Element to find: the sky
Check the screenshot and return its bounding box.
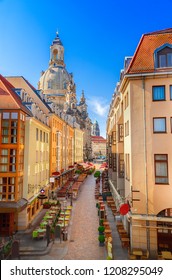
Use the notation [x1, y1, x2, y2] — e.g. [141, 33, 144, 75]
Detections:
[0, 0, 172, 137]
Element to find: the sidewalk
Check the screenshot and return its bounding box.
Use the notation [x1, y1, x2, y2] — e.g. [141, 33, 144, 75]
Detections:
[15, 172, 128, 260]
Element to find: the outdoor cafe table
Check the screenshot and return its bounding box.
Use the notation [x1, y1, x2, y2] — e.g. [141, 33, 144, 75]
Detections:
[118, 229, 127, 234]
[37, 228, 46, 233]
[51, 206, 59, 210]
[59, 217, 70, 221]
[40, 221, 48, 228]
[104, 229, 112, 234]
[103, 221, 110, 226]
[37, 228, 46, 238]
[49, 210, 57, 214]
[45, 215, 54, 220]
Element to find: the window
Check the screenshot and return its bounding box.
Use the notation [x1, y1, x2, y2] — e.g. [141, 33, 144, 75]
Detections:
[152, 86, 165, 101]
[0, 177, 15, 201]
[46, 133, 48, 143]
[108, 135, 112, 147]
[48, 80, 52, 89]
[118, 124, 124, 142]
[118, 153, 124, 178]
[125, 121, 129, 136]
[153, 118, 166, 133]
[124, 92, 129, 109]
[1, 112, 19, 144]
[158, 47, 172, 67]
[11, 112, 18, 119]
[170, 85, 172, 100]
[36, 128, 39, 141]
[40, 130, 42, 142]
[155, 44, 172, 68]
[154, 154, 168, 184]
[2, 112, 10, 119]
[125, 154, 130, 181]
[112, 153, 117, 172]
[108, 153, 112, 168]
[112, 131, 116, 145]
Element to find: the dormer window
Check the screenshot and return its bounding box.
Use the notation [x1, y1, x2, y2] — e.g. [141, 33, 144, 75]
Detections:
[154, 44, 172, 68]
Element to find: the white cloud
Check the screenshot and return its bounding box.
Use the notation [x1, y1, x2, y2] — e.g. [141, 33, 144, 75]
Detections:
[87, 97, 109, 117]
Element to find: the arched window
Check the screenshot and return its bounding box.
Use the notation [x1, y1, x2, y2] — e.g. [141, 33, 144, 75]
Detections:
[154, 44, 172, 68]
[53, 49, 58, 60]
[158, 208, 172, 217]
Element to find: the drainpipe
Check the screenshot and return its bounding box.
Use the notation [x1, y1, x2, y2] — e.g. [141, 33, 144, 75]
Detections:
[142, 77, 150, 252]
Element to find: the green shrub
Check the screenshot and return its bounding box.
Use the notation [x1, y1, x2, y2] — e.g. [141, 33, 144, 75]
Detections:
[98, 226, 105, 232]
[94, 171, 101, 178]
[98, 235, 105, 243]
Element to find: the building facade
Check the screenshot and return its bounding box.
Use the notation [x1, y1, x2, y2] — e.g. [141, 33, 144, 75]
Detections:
[107, 28, 172, 257]
[38, 32, 92, 161]
[91, 136, 106, 158]
[5, 76, 51, 230]
[0, 75, 32, 235]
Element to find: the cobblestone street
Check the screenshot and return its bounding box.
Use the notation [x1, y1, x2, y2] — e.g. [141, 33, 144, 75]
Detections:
[19, 171, 128, 260]
[62, 174, 105, 260]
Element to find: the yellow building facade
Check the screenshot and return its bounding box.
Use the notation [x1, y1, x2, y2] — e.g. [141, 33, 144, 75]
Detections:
[6, 76, 51, 230]
[74, 128, 84, 163]
[107, 29, 172, 258]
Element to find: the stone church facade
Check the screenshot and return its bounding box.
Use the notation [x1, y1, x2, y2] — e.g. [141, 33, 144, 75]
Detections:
[38, 32, 92, 160]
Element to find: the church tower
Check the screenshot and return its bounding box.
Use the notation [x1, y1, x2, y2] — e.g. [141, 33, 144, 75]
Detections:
[49, 32, 65, 67]
[38, 32, 76, 109]
[91, 120, 100, 136]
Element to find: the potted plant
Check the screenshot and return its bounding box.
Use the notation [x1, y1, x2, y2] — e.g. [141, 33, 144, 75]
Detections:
[43, 201, 51, 209]
[98, 225, 105, 235]
[98, 235, 105, 246]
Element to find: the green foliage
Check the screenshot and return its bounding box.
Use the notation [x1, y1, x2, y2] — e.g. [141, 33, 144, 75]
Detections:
[98, 235, 105, 243]
[75, 170, 82, 174]
[50, 227, 55, 234]
[99, 219, 104, 226]
[98, 226, 105, 232]
[94, 171, 101, 178]
[43, 201, 51, 205]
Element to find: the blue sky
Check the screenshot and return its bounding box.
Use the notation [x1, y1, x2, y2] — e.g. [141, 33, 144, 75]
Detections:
[0, 0, 172, 137]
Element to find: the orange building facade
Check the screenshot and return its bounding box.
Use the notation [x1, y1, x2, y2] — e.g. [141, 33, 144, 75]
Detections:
[0, 75, 31, 235]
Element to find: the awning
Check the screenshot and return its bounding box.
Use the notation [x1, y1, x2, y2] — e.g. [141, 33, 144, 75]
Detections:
[0, 198, 28, 213]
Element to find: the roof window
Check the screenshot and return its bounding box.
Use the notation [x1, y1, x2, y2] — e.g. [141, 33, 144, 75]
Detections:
[154, 44, 172, 68]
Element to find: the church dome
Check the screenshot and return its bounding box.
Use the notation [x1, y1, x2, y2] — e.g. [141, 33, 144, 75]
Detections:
[39, 65, 72, 95]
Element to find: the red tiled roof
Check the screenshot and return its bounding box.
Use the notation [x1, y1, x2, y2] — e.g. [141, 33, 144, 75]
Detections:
[127, 28, 172, 74]
[0, 74, 32, 116]
[0, 88, 8, 95]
